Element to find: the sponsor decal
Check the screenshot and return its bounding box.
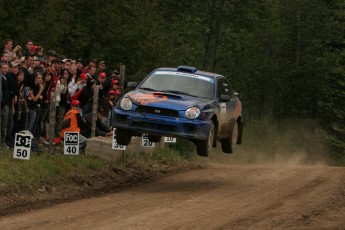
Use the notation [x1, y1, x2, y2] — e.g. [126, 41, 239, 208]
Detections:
[128, 92, 168, 105]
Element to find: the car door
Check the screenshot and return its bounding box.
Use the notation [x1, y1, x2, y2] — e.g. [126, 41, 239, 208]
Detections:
[217, 78, 236, 137]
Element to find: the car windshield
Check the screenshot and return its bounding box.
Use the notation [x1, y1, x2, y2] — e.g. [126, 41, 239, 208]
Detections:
[139, 71, 214, 99]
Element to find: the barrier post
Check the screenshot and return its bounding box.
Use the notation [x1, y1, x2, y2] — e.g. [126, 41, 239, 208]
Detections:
[91, 86, 99, 138]
[49, 92, 57, 155]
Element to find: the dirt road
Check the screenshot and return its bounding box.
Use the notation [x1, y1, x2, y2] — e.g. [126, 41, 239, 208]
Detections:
[1, 163, 345, 230]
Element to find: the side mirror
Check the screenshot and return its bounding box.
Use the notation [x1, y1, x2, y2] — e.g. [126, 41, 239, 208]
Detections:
[127, 82, 137, 89]
[220, 94, 230, 102]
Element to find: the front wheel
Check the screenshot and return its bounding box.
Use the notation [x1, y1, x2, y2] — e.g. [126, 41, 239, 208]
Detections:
[221, 122, 238, 153]
[115, 128, 132, 146]
[196, 122, 215, 157]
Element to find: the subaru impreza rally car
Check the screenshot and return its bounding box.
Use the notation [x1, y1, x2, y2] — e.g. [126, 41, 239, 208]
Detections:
[112, 66, 243, 157]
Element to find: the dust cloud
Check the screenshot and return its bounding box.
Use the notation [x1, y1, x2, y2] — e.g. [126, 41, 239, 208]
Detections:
[199, 119, 332, 167]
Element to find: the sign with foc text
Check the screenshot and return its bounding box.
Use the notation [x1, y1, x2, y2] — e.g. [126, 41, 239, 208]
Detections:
[13, 131, 33, 160]
[64, 132, 79, 155]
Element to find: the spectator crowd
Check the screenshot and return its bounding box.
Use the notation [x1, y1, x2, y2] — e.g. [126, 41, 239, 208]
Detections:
[0, 39, 123, 152]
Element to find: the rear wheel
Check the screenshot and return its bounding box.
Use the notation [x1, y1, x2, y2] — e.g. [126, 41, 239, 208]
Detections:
[196, 122, 215, 157]
[148, 135, 161, 143]
[115, 128, 132, 146]
[221, 122, 238, 153]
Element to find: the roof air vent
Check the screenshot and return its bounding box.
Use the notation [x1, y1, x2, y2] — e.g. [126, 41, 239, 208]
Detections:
[177, 66, 197, 73]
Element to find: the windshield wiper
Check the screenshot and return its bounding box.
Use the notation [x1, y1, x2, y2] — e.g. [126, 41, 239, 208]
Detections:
[160, 90, 195, 97]
[139, 87, 156, 91]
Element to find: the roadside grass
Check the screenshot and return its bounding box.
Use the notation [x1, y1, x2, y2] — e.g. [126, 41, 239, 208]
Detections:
[0, 148, 111, 189]
[0, 139, 195, 191]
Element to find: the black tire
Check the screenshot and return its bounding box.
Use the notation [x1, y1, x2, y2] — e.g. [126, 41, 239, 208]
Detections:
[196, 122, 215, 157]
[221, 122, 238, 153]
[115, 128, 132, 146]
[148, 135, 161, 143]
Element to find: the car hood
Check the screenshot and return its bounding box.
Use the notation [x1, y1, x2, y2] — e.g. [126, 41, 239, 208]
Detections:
[126, 90, 211, 110]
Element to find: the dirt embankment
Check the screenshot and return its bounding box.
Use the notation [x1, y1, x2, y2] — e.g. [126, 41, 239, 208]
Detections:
[0, 159, 201, 217]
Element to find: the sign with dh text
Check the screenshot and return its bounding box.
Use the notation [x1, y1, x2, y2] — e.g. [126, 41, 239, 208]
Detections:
[141, 134, 155, 147]
[112, 128, 126, 150]
[13, 131, 33, 160]
[64, 132, 79, 155]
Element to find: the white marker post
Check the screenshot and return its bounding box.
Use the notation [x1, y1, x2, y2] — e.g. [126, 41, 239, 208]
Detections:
[64, 132, 79, 155]
[164, 137, 176, 143]
[141, 134, 155, 147]
[13, 131, 33, 160]
[112, 128, 126, 150]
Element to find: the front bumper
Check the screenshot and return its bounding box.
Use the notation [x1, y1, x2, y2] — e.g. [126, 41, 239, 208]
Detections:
[113, 108, 211, 140]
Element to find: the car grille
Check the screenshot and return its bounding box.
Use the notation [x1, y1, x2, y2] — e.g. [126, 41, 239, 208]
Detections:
[136, 106, 179, 117]
[132, 121, 176, 132]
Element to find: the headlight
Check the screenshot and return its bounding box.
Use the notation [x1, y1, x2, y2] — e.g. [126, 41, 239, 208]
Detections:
[185, 107, 200, 119]
[120, 98, 133, 110]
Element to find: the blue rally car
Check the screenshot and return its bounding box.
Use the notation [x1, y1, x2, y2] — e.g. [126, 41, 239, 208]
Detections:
[112, 66, 243, 157]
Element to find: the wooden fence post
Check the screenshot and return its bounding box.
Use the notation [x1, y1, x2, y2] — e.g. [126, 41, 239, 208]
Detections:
[49, 92, 57, 155]
[91, 86, 99, 138]
[120, 65, 125, 95]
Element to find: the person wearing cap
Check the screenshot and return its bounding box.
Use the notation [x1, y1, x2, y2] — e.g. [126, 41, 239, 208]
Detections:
[62, 58, 71, 71]
[75, 59, 83, 77]
[110, 79, 120, 91]
[32, 56, 40, 69]
[94, 60, 107, 78]
[107, 90, 119, 106]
[47, 50, 58, 65]
[60, 99, 87, 149]
[96, 72, 111, 101]
[80, 106, 111, 138]
[104, 89, 121, 128]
